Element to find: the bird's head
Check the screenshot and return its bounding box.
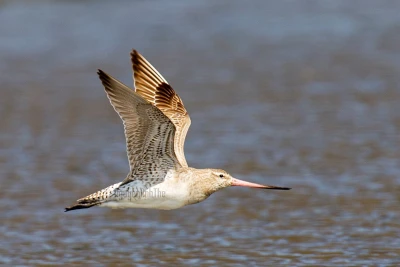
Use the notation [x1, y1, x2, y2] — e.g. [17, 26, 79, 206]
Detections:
[189, 169, 291, 204]
[210, 169, 290, 190]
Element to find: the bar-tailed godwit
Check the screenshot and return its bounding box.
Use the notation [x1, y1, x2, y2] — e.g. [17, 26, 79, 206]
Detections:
[65, 50, 290, 212]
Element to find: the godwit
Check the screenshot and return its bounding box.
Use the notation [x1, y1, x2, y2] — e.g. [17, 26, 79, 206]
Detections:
[65, 50, 290, 212]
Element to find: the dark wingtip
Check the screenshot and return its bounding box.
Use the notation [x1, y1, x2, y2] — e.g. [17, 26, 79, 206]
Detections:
[97, 69, 112, 88]
[130, 49, 140, 69]
[130, 49, 139, 57]
[97, 69, 105, 77]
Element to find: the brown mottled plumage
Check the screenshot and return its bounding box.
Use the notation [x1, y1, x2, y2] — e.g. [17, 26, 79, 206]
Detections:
[65, 50, 290, 212]
[131, 50, 191, 167]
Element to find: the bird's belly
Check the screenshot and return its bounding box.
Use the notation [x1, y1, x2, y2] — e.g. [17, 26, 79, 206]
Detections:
[100, 197, 186, 210]
[100, 180, 189, 210]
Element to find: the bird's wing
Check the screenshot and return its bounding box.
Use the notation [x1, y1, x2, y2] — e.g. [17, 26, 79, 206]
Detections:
[130, 50, 191, 167]
[98, 70, 181, 186]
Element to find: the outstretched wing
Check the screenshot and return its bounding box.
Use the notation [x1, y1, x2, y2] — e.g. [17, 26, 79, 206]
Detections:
[98, 70, 181, 186]
[131, 50, 191, 167]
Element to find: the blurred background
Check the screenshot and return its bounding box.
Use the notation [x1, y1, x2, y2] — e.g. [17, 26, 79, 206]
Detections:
[1, 0, 400, 266]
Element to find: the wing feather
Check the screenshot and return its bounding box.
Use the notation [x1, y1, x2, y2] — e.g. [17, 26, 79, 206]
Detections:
[97, 69, 181, 186]
[131, 50, 191, 167]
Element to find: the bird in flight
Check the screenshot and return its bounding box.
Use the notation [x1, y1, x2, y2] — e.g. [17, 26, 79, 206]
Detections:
[65, 50, 290, 212]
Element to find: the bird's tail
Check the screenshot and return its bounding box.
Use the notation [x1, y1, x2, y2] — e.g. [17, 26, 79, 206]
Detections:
[65, 182, 121, 212]
[64, 201, 100, 212]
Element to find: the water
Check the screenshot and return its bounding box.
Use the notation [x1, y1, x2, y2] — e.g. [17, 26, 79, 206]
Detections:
[1, 0, 400, 265]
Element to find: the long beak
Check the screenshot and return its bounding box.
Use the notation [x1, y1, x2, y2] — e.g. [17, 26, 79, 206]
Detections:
[231, 178, 291, 190]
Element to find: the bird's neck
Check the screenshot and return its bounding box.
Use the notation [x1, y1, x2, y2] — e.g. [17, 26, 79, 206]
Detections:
[177, 168, 214, 206]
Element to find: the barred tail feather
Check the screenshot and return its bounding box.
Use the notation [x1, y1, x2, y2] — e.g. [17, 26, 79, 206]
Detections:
[64, 202, 100, 212]
[64, 182, 121, 212]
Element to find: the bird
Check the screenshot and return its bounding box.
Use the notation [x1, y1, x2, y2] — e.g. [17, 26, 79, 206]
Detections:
[65, 50, 290, 212]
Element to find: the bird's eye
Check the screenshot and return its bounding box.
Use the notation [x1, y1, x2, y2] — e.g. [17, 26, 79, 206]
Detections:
[219, 174, 224, 178]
